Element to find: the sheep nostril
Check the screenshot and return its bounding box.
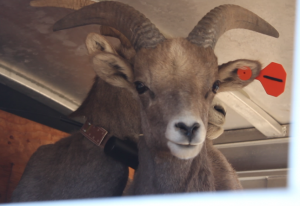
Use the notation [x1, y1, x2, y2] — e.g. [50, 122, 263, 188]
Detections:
[175, 122, 188, 133]
[192, 123, 200, 134]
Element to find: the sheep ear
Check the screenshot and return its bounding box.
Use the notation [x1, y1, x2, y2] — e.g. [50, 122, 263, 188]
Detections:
[207, 98, 226, 140]
[85, 32, 117, 54]
[100, 26, 136, 62]
[217, 60, 262, 92]
[92, 52, 135, 92]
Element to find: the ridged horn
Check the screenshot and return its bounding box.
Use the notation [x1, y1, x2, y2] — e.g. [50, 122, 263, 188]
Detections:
[53, 1, 165, 51]
[187, 4, 279, 49]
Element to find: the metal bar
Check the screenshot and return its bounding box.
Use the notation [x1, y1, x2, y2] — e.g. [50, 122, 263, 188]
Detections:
[0, 62, 79, 113]
[213, 125, 290, 144]
[237, 168, 288, 189]
[215, 138, 289, 171]
[216, 91, 286, 137]
[237, 168, 288, 177]
[215, 137, 289, 149]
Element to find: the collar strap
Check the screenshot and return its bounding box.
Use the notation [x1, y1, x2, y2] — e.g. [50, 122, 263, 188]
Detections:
[80, 121, 108, 147]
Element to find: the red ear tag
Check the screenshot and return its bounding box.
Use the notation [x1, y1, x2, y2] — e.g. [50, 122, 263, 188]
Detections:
[237, 66, 252, 80]
[255, 62, 286, 97]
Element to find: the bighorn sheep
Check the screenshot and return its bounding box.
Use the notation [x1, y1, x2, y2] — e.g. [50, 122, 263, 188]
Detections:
[50, 1, 278, 194]
[11, 29, 231, 202]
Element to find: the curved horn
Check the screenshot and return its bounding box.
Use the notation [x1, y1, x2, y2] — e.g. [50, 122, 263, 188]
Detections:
[53, 1, 165, 51]
[187, 4, 279, 49]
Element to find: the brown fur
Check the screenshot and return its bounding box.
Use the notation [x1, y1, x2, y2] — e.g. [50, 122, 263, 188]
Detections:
[90, 35, 251, 194]
[11, 133, 129, 201]
[70, 76, 141, 142]
[127, 138, 215, 194]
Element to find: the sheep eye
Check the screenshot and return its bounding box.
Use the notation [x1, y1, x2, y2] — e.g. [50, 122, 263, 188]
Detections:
[134, 81, 149, 94]
[212, 80, 221, 94]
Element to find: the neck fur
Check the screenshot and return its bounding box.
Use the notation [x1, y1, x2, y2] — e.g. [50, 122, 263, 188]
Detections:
[70, 76, 141, 141]
[128, 137, 215, 195]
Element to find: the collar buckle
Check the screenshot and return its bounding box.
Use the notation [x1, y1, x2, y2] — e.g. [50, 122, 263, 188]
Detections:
[80, 121, 108, 147]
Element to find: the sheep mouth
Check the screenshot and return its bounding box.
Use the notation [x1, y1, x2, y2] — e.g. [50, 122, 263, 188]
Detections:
[176, 144, 198, 149]
[167, 141, 204, 159]
[167, 139, 200, 147]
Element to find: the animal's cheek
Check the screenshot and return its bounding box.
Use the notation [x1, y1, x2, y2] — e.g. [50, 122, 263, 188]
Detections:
[138, 91, 156, 110]
[138, 95, 151, 110]
[203, 92, 215, 107]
